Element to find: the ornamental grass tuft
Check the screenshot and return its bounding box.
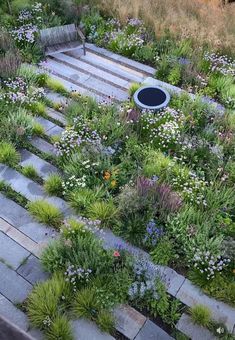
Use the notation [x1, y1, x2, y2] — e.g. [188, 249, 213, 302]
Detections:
[27, 199, 63, 228]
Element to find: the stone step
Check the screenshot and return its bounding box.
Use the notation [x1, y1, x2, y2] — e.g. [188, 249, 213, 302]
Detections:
[46, 107, 66, 126]
[0, 294, 29, 332]
[27, 328, 44, 340]
[0, 164, 70, 215]
[175, 279, 235, 333]
[0, 218, 44, 257]
[51, 53, 130, 90]
[45, 90, 69, 107]
[17, 254, 49, 285]
[46, 73, 106, 103]
[85, 43, 156, 77]
[67, 49, 143, 83]
[176, 313, 217, 340]
[35, 117, 64, 137]
[31, 136, 57, 156]
[0, 194, 55, 244]
[0, 262, 32, 303]
[45, 59, 129, 102]
[72, 318, 115, 340]
[0, 231, 30, 270]
[19, 149, 58, 180]
[135, 319, 174, 340]
[113, 304, 146, 339]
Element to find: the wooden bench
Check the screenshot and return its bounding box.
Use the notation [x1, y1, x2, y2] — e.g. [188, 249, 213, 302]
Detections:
[39, 24, 86, 56]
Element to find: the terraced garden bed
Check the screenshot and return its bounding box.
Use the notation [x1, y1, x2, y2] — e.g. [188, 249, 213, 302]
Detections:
[0, 1, 235, 340]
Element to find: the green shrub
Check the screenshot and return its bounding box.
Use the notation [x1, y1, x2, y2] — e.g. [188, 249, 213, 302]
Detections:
[44, 174, 63, 197]
[155, 57, 170, 80]
[36, 72, 49, 87]
[73, 287, 101, 320]
[167, 65, 181, 85]
[202, 274, 235, 306]
[17, 64, 39, 85]
[97, 310, 115, 333]
[0, 142, 20, 166]
[27, 200, 63, 228]
[21, 165, 39, 180]
[190, 304, 212, 327]
[41, 220, 112, 275]
[45, 315, 73, 340]
[88, 200, 118, 227]
[40, 240, 65, 273]
[6, 109, 34, 146]
[68, 187, 105, 214]
[150, 237, 174, 265]
[46, 77, 68, 95]
[20, 43, 43, 63]
[143, 150, 171, 178]
[133, 45, 156, 63]
[27, 273, 71, 329]
[12, 0, 31, 13]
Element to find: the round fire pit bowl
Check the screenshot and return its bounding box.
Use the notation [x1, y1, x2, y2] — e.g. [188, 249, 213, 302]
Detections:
[133, 85, 170, 111]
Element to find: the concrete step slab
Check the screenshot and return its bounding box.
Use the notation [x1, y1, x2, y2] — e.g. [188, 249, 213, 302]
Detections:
[35, 117, 64, 137]
[0, 220, 42, 258]
[51, 53, 130, 89]
[27, 328, 44, 340]
[0, 194, 55, 243]
[176, 313, 217, 340]
[0, 294, 29, 332]
[46, 125, 64, 137]
[0, 231, 30, 270]
[68, 49, 143, 83]
[86, 43, 155, 76]
[20, 149, 58, 180]
[135, 319, 174, 340]
[46, 73, 106, 103]
[72, 318, 115, 340]
[0, 262, 32, 303]
[46, 107, 66, 125]
[31, 137, 57, 156]
[77, 51, 143, 83]
[176, 279, 235, 333]
[0, 164, 70, 215]
[45, 59, 128, 101]
[113, 304, 146, 339]
[35, 116, 56, 132]
[45, 90, 69, 107]
[17, 255, 49, 285]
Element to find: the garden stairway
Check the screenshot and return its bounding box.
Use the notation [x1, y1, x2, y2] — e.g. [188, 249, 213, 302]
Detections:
[0, 96, 234, 339]
[43, 43, 155, 102]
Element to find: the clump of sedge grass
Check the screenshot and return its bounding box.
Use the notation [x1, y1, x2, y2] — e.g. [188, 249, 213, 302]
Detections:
[44, 173, 63, 197]
[0, 142, 20, 167]
[27, 199, 63, 228]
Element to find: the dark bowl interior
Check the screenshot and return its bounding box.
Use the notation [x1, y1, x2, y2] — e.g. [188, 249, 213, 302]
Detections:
[137, 87, 167, 107]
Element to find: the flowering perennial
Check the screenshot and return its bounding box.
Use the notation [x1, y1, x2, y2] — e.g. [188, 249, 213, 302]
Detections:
[191, 249, 231, 280]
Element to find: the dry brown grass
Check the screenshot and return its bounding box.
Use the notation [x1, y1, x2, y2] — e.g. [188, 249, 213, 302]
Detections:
[94, 0, 235, 50]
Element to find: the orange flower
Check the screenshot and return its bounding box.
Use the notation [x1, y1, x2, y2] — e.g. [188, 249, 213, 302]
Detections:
[103, 171, 111, 180]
